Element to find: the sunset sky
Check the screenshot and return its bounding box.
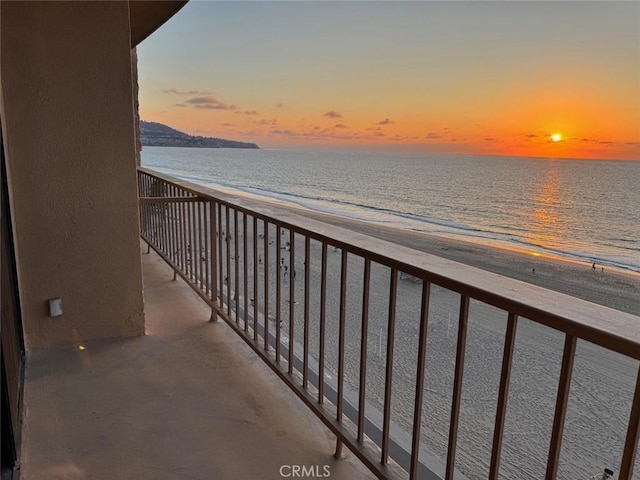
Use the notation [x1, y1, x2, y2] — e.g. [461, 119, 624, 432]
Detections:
[138, 1, 640, 160]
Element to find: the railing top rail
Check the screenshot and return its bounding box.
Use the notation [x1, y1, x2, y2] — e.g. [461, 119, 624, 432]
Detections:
[138, 167, 640, 360]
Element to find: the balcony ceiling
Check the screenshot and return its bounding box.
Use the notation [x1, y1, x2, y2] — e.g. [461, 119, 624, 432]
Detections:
[129, 1, 188, 47]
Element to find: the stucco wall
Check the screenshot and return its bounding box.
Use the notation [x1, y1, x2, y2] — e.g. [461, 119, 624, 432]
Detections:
[0, 1, 145, 348]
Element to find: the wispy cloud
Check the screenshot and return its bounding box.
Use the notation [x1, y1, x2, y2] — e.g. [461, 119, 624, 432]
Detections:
[164, 88, 214, 96]
[195, 104, 228, 110]
[323, 110, 342, 119]
[270, 129, 298, 137]
[377, 118, 395, 125]
[185, 96, 233, 110]
[425, 132, 443, 139]
[334, 123, 348, 129]
[525, 133, 538, 138]
[274, 103, 284, 109]
[267, 126, 360, 141]
[237, 110, 259, 116]
[255, 118, 278, 126]
[221, 123, 235, 127]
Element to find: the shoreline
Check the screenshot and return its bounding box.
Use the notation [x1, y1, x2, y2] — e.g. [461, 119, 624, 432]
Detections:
[296, 206, 640, 317]
[189, 177, 640, 316]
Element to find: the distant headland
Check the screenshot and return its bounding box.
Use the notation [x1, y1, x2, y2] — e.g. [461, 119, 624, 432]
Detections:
[140, 120, 259, 149]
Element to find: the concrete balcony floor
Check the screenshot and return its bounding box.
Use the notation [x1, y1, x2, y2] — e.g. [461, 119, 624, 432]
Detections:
[19, 246, 372, 479]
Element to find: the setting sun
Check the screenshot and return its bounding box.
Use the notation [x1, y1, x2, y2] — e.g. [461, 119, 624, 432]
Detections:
[551, 133, 562, 142]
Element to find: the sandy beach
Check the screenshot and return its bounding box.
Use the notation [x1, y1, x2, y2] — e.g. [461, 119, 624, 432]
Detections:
[206, 198, 640, 480]
[280, 204, 640, 317]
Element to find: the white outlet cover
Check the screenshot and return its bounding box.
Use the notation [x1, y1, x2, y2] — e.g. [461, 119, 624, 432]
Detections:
[49, 298, 63, 317]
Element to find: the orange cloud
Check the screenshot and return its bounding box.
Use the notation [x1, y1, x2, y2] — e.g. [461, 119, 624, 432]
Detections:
[185, 95, 234, 110]
[164, 88, 214, 95]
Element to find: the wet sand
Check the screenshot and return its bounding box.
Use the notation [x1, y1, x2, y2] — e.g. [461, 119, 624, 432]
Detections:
[279, 204, 640, 317]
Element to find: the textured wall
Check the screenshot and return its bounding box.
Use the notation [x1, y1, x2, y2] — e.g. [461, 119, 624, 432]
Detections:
[132, 48, 142, 166]
[1, 1, 145, 348]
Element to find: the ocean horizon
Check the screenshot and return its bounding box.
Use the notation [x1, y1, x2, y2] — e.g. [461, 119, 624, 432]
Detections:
[141, 146, 640, 274]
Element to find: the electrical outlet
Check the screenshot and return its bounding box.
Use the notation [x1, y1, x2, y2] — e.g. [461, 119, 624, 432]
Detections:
[48, 298, 62, 317]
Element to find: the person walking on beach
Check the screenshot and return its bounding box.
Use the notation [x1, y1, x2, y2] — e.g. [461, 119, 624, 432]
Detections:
[592, 262, 596, 270]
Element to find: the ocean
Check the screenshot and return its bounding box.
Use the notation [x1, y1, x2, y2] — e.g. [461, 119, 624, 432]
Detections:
[141, 147, 640, 273]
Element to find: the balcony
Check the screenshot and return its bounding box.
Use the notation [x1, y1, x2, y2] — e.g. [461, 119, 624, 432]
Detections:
[16, 168, 640, 480]
[18, 242, 371, 480]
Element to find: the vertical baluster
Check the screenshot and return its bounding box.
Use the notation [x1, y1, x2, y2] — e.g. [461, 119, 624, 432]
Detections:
[209, 201, 218, 320]
[161, 185, 166, 254]
[489, 312, 518, 480]
[381, 268, 398, 464]
[288, 230, 295, 375]
[181, 193, 187, 274]
[619, 366, 640, 480]
[186, 195, 190, 274]
[217, 203, 223, 302]
[204, 201, 210, 295]
[337, 250, 348, 425]
[243, 212, 249, 332]
[169, 187, 175, 264]
[445, 295, 470, 480]
[198, 201, 204, 290]
[154, 181, 160, 251]
[357, 258, 371, 441]
[138, 175, 144, 234]
[303, 236, 311, 388]
[162, 184, 169, 255]
[263, 220, 270, 351]
[234, 209, 240, 323]
[187, 197, 194, 280]
[410, 280, 431, 479]
[159, 186, 165, 254]
[318, 243, 328, 403]
[172, 187, 178, 268]
[168, 186, 174, 265]
[137, 172, 142, 234]
[147, 177, 152, 243]
[149, 177, 154, 247]
[148, 185, 153, 246]
[226, 206, 231, 316]
[150, 181, 156, 247]
[158, 181, 169, 255]
[174, 188, 179, 265]
[253, 216, 258, 342]
[193, 199, 199, 285]
[183, 195, 189, 275]
[545, 334, 577, 479]
[276, 225, 282, 362]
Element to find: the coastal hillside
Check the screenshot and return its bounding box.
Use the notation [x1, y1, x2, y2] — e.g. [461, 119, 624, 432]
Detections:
[140, 120, 259, 149]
